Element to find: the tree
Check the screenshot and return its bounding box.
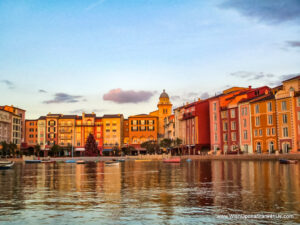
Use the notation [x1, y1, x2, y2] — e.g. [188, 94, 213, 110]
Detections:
[85, 134, 98, 156]
[8, 143, 17, 157]
[0, 141, 9, 157]
[50, 144, 61, 157]
[173, 138, 182, 147]
[34, 144, 41, 157]
[160, 138, 172, 148]
[112, 146, 120, 156]
[141, 141, 160, 155]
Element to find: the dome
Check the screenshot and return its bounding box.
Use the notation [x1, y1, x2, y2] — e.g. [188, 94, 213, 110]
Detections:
[159, 89, 169, 99]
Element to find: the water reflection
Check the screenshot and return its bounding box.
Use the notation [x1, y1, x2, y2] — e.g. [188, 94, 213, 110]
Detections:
[0, 160, 299, 224]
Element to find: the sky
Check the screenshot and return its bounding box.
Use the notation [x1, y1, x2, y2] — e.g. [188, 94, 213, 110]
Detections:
[0, 0, 300, 119]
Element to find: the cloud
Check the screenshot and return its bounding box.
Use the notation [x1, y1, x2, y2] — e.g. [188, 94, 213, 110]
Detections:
[230, 71, 275, 81]
[171, 96, 181, 101]
[286, 41, 300, 47]
[103, 88, 154, 104]
[38, 89, 47, 93]
[69, 108, 106, 114]
[200, 92, 210, 99]
[279, 73, 300, 81]
[0, 80, 14, 89]
[43, 93, 83, 104]
[221, 0, 300, 24]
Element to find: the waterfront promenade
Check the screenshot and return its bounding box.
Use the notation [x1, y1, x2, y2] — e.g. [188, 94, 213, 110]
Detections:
[9, 153, 300, 162]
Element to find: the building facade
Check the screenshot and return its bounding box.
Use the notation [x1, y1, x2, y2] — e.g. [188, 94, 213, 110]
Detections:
[0, 109, 12, 143]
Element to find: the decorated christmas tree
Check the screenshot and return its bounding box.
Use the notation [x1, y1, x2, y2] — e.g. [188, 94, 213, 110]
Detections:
[85, 134, 98, 156]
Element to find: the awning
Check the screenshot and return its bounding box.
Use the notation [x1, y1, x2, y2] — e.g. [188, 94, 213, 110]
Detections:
[75, 148, 85, 151]
[102, 149, 113, 152]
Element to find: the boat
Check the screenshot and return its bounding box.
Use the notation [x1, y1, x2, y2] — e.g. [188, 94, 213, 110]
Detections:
[163, 158, 181, 163]
[25, 160, 41, 164]
[65, 159, 76, 163]
[41, 159, 56, 163]
[0, 161, 14, 170]
[279, 159, 298, 164]
[76, 160, 85, 164]
[117, 159, 125, 162]
[186, 159, 192, 162]
[105, 161, 119, 166]
[135, 159, 152, 162]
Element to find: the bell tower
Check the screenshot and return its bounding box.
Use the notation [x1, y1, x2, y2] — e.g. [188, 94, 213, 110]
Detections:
[157, 89, 172, 138]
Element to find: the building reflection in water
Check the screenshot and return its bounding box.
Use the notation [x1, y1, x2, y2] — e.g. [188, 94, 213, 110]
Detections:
[0, 160, 299, 223]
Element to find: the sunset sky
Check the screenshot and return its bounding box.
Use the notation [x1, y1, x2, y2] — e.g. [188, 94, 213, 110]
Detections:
[0, 0, 300, 119]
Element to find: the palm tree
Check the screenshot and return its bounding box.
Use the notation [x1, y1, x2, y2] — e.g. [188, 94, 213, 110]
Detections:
[8, 143, 17, 158]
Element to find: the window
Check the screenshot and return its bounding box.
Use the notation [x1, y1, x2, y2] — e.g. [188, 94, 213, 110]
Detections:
[241, 107, 244, 116]
[298, 111, 300, 120]
[256, 142, 261, 153]
[267, 128, 270, 136]
[243, 130, 248, 140]
[255, 116, 260, 126]
[231, 121, 236, 130]
[255, 104, 259, 114]
[213, 102, 217, 111]
[230, 109, 235, 118]
[231, 132, 236, 141]
[244, 107, 248, 116]
[223, 134, 228, 142]
[140, 120, 145, 125]
[106, 129, 110, 132]
[268, 115, 273, 125]
[282, 101, 287, 111]
[243, 119, 247, 128]
[223, 122, 228, 131]
[213, 113, 217, 121]
[214, 133, 218, 142]
[269, 142, 274, 152]
[254, 130, 258, 137]
[283, 127, 288, 137]
[259, 129, 262, 136]
[272, 128, 276, 135]
[221, 111, 228, 119]
[214, 123, 217, 131]
[282, 114, 288, 124]
[267, 102, 272, 112]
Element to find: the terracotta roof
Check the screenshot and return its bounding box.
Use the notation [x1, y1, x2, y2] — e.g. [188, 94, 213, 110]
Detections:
[282, 74, 300, 82]
[250, 94, 275, 103]
[60, 115, 77, 119]
[103, 114, 123, 118]
[84, 114, 96, 117]
[38, 116, 46, 120]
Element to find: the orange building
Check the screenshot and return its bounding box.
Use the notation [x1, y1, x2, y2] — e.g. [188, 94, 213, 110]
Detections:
[25, 120, 38, 147]
[123, 119, 129, 146]
[128, 114, 158, 149]
[250, 94, 277, 153]
[275, 75, 300, 153]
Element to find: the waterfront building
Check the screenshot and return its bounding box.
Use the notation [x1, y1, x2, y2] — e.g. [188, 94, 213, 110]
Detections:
[128, 114, 158, 149]
[37, 116, 46, 150]
[0, 109, 12, 143]
[164, 114, 175, 140]
[123, 119, 129, 146]
[0, 105, 26, 143]
[58, 115, 76, 151]
[102, 114, 124, 152]
[249, 93, 277, 153]
[174, 106, 186, 145]
[45, 114, 60, 148]
[149, 90, 172, 139]
[238, 100, 253, 153]
[275, 75, 300, 153]
[25, 120, 38, 147]
[181, 99, 211, 154]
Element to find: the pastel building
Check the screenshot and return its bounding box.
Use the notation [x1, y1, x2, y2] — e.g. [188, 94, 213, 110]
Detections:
[37, 116, 46, 150]
[0, 109, 12, 143]
[250, 93, 277, 153]
[128, 114, 158, 149]
[164, 114, 175, 140]
[25, 120, 38, 147]
[123, 119, 129, 146]
[174, 106, 186, 145]
[275, 75, 300, 153]
[102, 114, 124, 151]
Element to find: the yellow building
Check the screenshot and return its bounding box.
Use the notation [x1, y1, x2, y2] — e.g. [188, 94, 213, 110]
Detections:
[149, 90, 172, 139]
[275, 75, 300, 153]
[102, 114, 124, 150]
[58, 115, 76, 147]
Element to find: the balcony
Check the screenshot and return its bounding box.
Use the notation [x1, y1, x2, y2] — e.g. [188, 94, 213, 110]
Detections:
[182, 111, 195, 120]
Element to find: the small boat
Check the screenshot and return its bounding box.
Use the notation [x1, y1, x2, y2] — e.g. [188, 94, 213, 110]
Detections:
[279, 159, 298, 164]
[0, 161, 14, 170]
[76, 160, 85, 164]
[163, 158, 181, 163]
[186, 159, 192, 162]
[65, 159, 76, 163]
[105, 161, 119, 166]
[25, 160, 41, 164]
[135, 159, 152, 162]
[117, 159, 125, 162]
[41, 160, 55, 163]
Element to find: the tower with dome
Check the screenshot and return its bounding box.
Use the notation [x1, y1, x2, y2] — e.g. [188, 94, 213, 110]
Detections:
[149, 89, 173, 138]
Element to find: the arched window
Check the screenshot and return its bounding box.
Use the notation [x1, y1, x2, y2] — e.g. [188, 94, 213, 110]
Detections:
[269, 141, 274, 153]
